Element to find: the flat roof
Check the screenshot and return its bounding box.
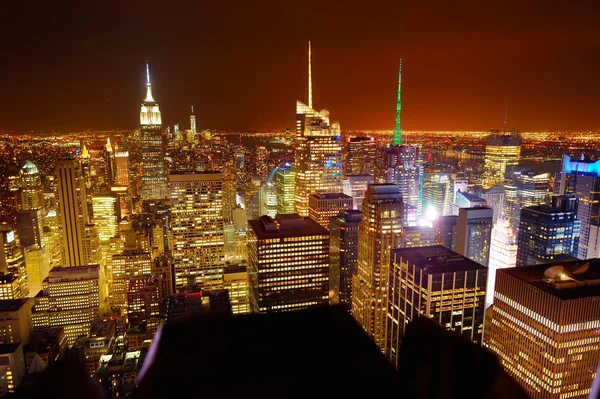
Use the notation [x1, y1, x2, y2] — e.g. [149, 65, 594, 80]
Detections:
[310, 193, 352, 200]
[249, 217, 329, 240]
[392, 245, 486, 273]
[500, 259, 600, 300]
[0, 298, 29, 312]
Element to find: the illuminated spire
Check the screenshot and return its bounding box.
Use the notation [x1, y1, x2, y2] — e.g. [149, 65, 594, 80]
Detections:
[394, 58, 402, 145]
[81, 144, 90, 158]
[145, 61, 155, 103]
[106, 137, 113, 152]
[308, 41, 312, 109]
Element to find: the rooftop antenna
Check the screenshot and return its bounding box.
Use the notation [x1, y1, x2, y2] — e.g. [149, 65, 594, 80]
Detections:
[394, 58, 402, 146]
[503, 100, 508, 134]
[308, 41, 313, 109]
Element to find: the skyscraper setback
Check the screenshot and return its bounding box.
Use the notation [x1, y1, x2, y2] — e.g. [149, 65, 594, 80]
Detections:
[140, 62, 168, 201]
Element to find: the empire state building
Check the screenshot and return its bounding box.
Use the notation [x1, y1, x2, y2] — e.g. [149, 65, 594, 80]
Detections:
[140, 62, 168, 201]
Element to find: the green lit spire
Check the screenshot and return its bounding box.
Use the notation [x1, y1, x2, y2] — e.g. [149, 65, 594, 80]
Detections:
[394, 58, 402, 145]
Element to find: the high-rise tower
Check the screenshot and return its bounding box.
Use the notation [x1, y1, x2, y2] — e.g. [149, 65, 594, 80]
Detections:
[294, 42, 343, 216]
[140, 62, 168, 201]
[394, 59, 402, 146]
[190, 106, 196, 135]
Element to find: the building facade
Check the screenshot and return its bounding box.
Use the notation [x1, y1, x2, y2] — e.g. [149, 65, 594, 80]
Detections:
[308, 193, 353, 230]
[329, 210, 362, 309]
[455, 207, 493, 267]
[247, 214, 329, 314]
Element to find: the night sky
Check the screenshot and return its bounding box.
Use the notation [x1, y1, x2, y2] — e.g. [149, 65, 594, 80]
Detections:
[1, 1, 600, 132]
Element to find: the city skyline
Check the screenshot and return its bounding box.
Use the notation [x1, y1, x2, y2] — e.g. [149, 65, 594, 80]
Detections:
[2, 2, 600, 133]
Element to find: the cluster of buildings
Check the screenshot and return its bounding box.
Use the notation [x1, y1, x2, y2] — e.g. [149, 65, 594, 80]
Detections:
[0, 43, 597, 398]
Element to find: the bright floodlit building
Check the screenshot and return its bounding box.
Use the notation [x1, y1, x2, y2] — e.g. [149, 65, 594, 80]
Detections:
[346, 136, 376, 176]
[487, 260, 600, 399]
[482, 130, 521, 190]
[504, 167, 550, 235]
[92, 196, 117, 243]
[352, 184, 403, 351]
[342, 174, 374, 211]
[223, 263, 251, 315]
[275, 164, 295, 215]
[247, 214, 329, 314]
[140, 62, 168, 201]
[486, 217, 517, 307]
[19, 161, 45, 212]
[169, 171, 224, 290]
[386, 246, 487, 367]
[384, 145, 424, 223]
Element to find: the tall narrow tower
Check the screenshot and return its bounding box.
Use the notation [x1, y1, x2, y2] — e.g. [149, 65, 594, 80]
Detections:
[190, 106, 196, 135]
[394, 58, 402, 146]
[140, 62, 167, 201]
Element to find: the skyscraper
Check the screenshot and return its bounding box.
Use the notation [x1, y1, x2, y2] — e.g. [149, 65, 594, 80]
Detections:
[386, 246, 487, 367]
[140, 62, 168, 201]
[294, 42, 343, 216]
[342, 174, 374, 211]
[169, 171, 224, 290]
[516, 195, 579, 267]
[482, 130, 521, 190]
[422, 172, 450, 216]
[505, 167, 550, 234]
[32, 265, 103, 346]
[433, 215, 458, 251]
[92, 196, 117, 242]
[352, 184, 403, 350]
[190, 105, 196, 136]
[384, 145, 424, 223]
[247, 214, 329, 314]
[223, 264, 251, 315]
[308, 193, 353, 230]
[329, 210, 362, 309]
[455, 207, 493, 267]
[19, 161, 44, 212]
[557, 155, 600, 259]
[487, 261, 600, 398]
[55, 159, 96, 267]
[275, 164, 295, 214]
[112, 249, 152, 311]
[114, 150, 130, 187]
[346, 136, 376, 176]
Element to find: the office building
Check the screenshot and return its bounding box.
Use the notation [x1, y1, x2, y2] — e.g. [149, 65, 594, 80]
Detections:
[0, 228, 26, 297]
[127, 276, 160, 324]
[0, 299, 33, 344]
[166, 289, 232, 324]
[140, 62, 168, 201]
[384, 145, 424, 221]
[0, 275, 22, 301]
[19, 161, 45, 212]
[55, 159, 96, 267]
[402, 225, 435, 248]
[275, 164, 295, 214]
[342, 174, 374, 211]
[329, 210, 362, 309]
[294, 43, 343, 216]
[422, 173, 450, 217]
[92, 196, 118, 242]
[448, 179, 469, 215]
[84, 318, 116, 376]
[0, 343, 25, 396]
[169, 171, 224, 290]
[248, 214, 329, 314]
[346, 136, 376, 176]
[308, 193, 353, 229]
[516, 195, 579, 267]
[505, 167, 550, 234]
[114, 150, 129, 187]
[454, 190, 487, 210]
[486, 217, 517, 306]
[23, 245, 49, 297]
[386, 246, 487, 367]
[352, 184, 403, 350]
[16, 209, 43, 247]
[487, 261, 600, 398]
[557, 155, 600, 259]
[259, 181, 277, 218]
[482, 184, 505, 222]
[32, 265, 103, 346]
[482, 130, 521, 189]
[223, 264, 251, 315]
[433, 215, 458, 251]
[111, 249, 152, 311]
[455, 207, 493, 267]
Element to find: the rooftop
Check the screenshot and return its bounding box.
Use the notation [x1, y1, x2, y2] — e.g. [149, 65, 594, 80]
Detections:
[501, 259, 600, 300]
[249, 216, 329, 240]
[0, 342, 21, 354]
[392, 245, 487, 273]
[0, 298, 30, 313]
[310, 192, 352, 200]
